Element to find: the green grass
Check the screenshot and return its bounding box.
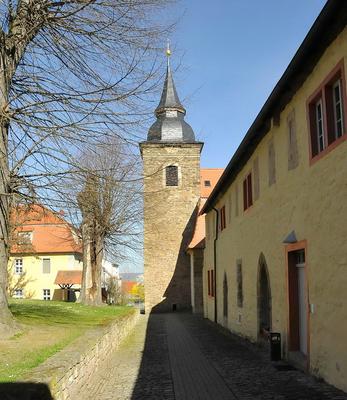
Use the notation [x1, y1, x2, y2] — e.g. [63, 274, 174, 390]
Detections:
[9, 299, 132, 327]
[0, 300, 134, 382]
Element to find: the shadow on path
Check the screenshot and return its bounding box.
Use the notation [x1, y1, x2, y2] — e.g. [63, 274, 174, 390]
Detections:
[131, 312, 347, 400]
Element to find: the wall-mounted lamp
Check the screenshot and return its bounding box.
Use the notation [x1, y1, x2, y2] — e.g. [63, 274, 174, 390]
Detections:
[282, 230, 297, 244]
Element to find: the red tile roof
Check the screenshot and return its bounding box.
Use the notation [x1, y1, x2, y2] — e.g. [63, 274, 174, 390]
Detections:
[121, 280, 137, 294]
[188, 169, 224, 250]
[187, 199, 207, 250]
[55, 270, 82, 285]
[10, 204, 82, 255]
[200, 169, 224, 198]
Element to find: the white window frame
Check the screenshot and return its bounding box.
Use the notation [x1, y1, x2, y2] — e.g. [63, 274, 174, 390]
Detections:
[333, 79, 344, 139]
[14, 289, 24, 299]
[43, 289, 51, 300]
[315, 99, 325, 152]
[14, 258, 23, 275]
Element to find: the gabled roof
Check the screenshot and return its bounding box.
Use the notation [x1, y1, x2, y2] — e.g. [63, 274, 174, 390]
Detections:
[10, 204, 82, 255]
[202, 0, 347, 214]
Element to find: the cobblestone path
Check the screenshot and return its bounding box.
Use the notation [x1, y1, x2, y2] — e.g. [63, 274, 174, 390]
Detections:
[80, 313, 347, 400]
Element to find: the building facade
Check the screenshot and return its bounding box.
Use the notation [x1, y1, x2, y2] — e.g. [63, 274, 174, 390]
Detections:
[187, 169, 223, 314]
[140, 55, 203, 313]
[202, 1, 347, 392]
[9, 204, 83, 301]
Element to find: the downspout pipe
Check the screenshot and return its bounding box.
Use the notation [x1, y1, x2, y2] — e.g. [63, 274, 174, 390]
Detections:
[212, 207, 219, 324]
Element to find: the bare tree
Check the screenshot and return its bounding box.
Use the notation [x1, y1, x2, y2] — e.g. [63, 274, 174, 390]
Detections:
[0, 0, 172, 334]
[72, 140, 142, 305]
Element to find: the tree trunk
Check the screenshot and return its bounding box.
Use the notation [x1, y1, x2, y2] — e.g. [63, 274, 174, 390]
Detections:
[78, 222, 103, 306]
[0, 55, 17, 336]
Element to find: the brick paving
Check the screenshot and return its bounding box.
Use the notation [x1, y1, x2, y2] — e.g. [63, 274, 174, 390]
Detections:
[80, 312, 347, 400]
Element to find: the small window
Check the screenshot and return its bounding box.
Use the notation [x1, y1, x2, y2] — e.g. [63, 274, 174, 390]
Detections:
[287, 111, 299, 170]
[207, 270, 211, 295]
[308, 63, 346, 160]
[204, 180, 211, 187]
[243, 173, 253, 211]
[253, 157, 260, 200]
[42, 258, 51, 274]
[166, 166, 178, 186]
[207, 269, 215, 297]
[18, 231, 32, 245]
[268, 140, 276, 186]
[228, 193, 232, 223]
[236, 260, 243, 308]
[223, 272, 228, 318]
[14, 259, 23, 275]
[219, 205, 226, 231]
[14, 289, 24, 299]
[43, 289, 51, 301]
[234, 183, 239, 217]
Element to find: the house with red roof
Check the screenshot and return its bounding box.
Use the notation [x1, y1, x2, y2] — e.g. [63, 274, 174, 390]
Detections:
[9, 204, 83, 301]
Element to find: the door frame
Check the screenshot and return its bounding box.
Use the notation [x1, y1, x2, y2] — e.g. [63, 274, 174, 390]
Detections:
[285, 240, 310, 370]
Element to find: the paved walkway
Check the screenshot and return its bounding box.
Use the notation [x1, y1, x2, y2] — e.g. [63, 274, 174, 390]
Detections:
[80, 313, 347, 400]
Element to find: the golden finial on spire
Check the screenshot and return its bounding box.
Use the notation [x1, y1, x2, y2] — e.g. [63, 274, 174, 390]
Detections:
[166, 39, 171, 57]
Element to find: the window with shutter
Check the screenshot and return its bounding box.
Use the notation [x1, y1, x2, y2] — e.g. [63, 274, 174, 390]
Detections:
[165, 166, 178, 186]
[42, 258, 51, 274]
[308, 61, 346, 162]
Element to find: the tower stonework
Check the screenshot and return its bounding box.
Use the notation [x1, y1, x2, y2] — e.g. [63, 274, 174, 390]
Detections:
[140, 58, 203, 313]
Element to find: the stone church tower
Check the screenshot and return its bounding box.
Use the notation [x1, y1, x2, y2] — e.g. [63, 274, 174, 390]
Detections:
[140, 55, 203, 313]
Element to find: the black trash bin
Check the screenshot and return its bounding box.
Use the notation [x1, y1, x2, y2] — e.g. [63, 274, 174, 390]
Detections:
[270, 332, 281, 361]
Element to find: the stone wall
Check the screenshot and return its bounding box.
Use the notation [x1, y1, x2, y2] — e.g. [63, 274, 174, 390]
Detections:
[141, 142, 202, 313]
[24, 309, 139, 400]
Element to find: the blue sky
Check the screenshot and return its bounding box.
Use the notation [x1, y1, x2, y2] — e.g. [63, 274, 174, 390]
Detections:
[123, 0, 328, 272]
[169, 0, 327, 168]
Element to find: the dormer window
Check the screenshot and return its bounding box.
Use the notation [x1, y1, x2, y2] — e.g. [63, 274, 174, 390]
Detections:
[204, 180, 211, 187]
[166, 166, 178, 186]
[17, 231, 32, 245]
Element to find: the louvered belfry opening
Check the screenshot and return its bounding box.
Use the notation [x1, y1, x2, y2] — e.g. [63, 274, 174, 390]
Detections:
[166, 165, 178, 186]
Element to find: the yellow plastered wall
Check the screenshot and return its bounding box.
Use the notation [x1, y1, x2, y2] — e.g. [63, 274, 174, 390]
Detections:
[203, 27, 347, 391]
[9, 253, 82, 300]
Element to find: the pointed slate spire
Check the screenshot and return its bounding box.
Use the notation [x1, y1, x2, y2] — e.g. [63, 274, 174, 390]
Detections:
[147, 43, 195, 142]
[155, 56, 185, 116]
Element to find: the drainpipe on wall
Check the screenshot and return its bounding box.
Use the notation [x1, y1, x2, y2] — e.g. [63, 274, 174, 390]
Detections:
[212, 207, 219, 324]
[189, 251, 195, 313]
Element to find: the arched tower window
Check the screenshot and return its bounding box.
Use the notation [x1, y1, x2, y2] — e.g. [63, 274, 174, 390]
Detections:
[166, 165, 178, 186]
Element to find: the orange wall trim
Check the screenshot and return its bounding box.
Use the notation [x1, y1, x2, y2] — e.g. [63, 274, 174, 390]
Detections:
[285, 240, 310, 371]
